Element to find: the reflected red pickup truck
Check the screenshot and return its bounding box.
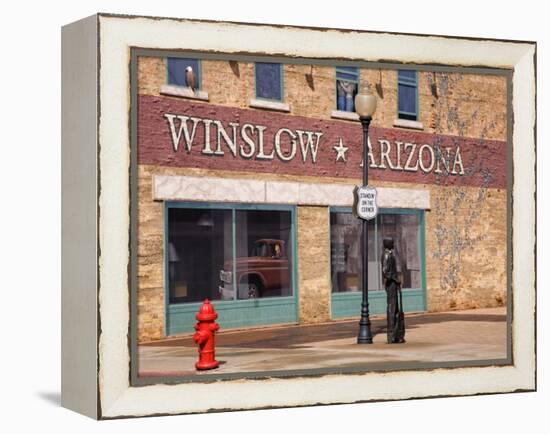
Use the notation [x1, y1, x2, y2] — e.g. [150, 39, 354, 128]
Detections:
[219, 239, 290, 299]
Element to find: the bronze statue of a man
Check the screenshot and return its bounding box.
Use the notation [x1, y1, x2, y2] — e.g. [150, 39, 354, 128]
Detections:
[381, 238, 405, 343]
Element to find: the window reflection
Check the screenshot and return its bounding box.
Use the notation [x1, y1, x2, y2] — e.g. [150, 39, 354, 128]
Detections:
[378, 213, 421, 289]
[330, 210, 422, 293]
[168, 208, 232, 303]
[233, 210, 292, 299]
[330, 212, 376, 292]
[168, 206, 293, 304]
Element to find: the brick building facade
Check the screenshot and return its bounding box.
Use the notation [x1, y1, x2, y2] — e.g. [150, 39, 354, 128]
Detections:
[135, 54, 508, 343]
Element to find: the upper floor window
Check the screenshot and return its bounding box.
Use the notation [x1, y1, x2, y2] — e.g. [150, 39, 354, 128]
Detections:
[397, 70, 418, 121]
[255, 62, 283, 101]
[167, 57, 201, 89]
[336, 67, 359, 112]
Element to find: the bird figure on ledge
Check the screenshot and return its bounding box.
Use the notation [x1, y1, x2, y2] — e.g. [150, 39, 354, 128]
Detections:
[185, 66, 197, 93]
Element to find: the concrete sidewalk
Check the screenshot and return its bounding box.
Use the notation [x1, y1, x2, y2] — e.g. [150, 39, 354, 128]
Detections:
[138, 307, 508, 378]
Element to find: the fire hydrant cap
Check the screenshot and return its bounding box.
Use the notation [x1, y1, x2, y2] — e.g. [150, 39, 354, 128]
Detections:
[196, 298, 218, 321]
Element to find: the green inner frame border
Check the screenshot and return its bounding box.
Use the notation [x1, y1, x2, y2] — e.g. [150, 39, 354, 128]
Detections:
[129, 47, 513, 386]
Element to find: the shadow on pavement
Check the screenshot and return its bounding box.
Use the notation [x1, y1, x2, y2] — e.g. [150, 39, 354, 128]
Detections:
[142, 311, 506, 350]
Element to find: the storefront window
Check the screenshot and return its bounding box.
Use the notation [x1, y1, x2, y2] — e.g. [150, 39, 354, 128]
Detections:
[167, 205, 294, 304]
[168, 208, 232, 304]
[330, 209, 422, 293]
[330, 212, 375, 292]
[378, 213, 421, 290]
[234, 210, 293, 299]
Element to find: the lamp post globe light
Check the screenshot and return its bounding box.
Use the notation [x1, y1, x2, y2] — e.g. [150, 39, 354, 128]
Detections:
[355, 88, 377, 344]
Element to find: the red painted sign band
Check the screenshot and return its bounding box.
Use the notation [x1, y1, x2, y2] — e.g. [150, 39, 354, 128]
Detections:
[137, 95, 507, 189]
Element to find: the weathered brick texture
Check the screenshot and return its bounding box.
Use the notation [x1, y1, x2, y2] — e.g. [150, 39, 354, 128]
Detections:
[136, 165, 507, 342]
[297, 206, 331, 324]
[136, 164, 165, 342]
[136, 56, 508, 342]
[138, 58, 507, 141]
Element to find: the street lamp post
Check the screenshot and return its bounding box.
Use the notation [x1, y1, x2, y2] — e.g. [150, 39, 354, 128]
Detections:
[355, 89, 377, 344]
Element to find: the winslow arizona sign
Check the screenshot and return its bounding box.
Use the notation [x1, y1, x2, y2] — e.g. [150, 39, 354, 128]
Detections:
[137, 96, 507, 189]
[162, 112, 466, 175]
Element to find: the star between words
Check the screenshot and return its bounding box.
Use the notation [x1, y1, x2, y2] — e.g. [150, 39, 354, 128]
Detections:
[163, 113, 466, 175]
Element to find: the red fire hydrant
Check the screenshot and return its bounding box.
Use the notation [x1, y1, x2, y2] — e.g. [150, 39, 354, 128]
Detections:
[193, 299, 220, 370]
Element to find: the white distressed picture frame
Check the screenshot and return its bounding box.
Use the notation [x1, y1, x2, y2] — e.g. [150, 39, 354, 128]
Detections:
[61, 13, 536, 419]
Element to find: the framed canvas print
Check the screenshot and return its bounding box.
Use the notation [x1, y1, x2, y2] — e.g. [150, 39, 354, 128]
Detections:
[61, 13, 536, 419]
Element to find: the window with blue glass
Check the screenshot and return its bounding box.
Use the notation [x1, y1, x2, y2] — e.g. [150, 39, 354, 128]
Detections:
[166, 57, 201, 89]
[397, 69, 418, 120]
[336, 67, 359, 112]
[255, 62, 283, 101]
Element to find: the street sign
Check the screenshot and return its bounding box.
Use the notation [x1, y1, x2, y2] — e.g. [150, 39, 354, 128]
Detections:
[354, 185, 378, 220]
